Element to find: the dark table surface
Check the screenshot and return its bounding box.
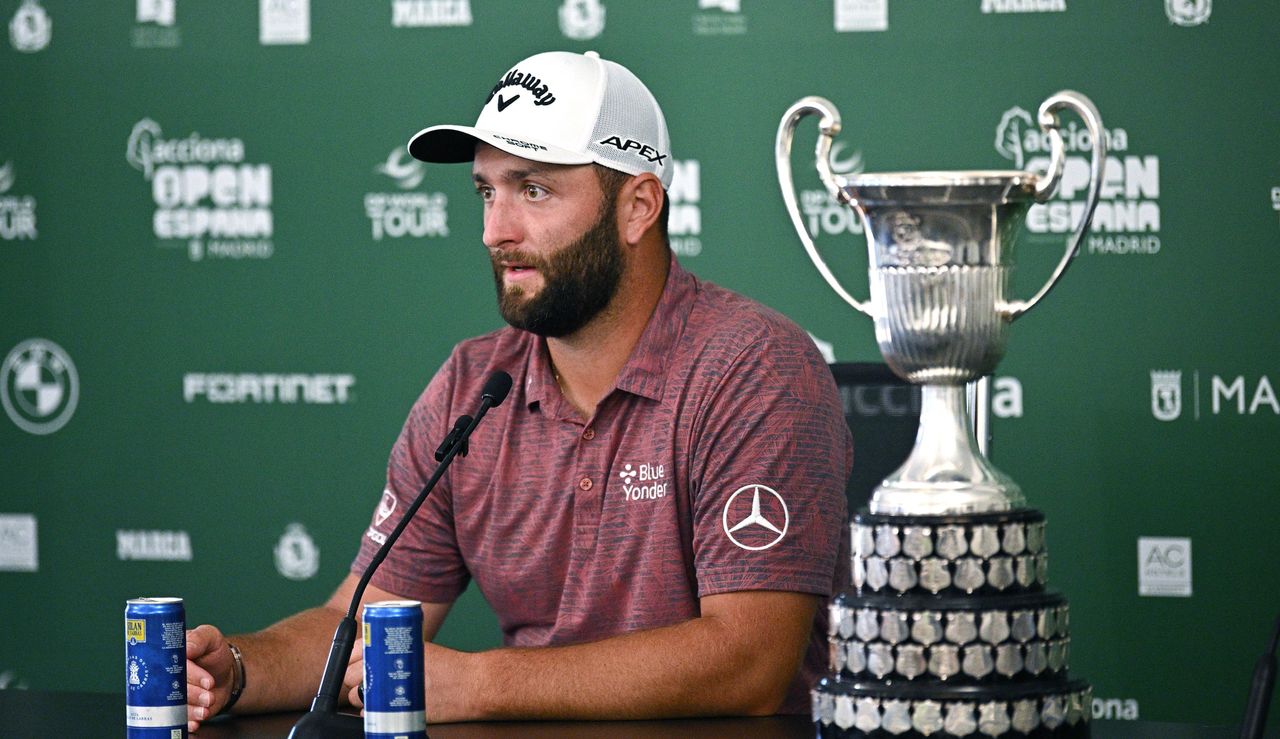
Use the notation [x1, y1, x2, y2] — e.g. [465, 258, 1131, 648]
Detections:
[0, 689, 1251, 739]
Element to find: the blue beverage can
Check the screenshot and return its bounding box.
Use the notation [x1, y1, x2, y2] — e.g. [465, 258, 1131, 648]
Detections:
[362, 600, 426, 739]
[125, 597, 188, 738]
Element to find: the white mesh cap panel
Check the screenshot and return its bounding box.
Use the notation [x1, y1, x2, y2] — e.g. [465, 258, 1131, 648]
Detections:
[586, 59, 673, 188]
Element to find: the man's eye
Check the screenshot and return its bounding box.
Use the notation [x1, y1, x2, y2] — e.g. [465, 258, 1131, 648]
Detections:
[524, 185, 548, 200]
[475, 187, 494, 201]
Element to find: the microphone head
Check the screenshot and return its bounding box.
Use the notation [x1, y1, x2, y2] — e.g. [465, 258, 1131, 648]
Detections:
[481, 371, 513, 407]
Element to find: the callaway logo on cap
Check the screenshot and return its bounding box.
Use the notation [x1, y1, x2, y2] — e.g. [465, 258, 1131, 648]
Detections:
[407, 50, 673, 188]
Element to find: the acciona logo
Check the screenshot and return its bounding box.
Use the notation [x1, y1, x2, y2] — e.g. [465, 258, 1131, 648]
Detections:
[835, 376, 1025, 419]
[126, 118, 274, 261]
[995, 106, 1161, 256]
[365, 147, 448, 241]
[117, 530, 193, 562]
[668, 159, 702, 257]
[801, 143, 866, 239]
[1149, 369, 1278, 421]
[980, 0, 1065, 13]
[0, 160, 37, 241]
[1093, 697, 1140, 721]
[183, 373, 355, 404]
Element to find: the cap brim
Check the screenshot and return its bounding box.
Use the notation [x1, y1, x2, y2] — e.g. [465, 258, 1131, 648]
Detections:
[408, 125, 594, 167]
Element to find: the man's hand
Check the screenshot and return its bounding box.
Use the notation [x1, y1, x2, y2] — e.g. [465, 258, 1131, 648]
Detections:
[185, 624, 235, 733]
[343, 640, 364, 710]
[345, 642, 474, 723]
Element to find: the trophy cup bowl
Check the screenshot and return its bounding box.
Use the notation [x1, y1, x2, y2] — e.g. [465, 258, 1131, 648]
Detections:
[777, 92, 1105, 516]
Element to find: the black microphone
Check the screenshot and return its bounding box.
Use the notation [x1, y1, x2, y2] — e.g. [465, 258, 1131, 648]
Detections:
[288, 371, 512, 739]
[481, 370, 513, 406]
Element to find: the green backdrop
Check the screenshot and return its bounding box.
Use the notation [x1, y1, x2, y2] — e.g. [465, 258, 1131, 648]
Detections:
[2, 0, 1277, 727]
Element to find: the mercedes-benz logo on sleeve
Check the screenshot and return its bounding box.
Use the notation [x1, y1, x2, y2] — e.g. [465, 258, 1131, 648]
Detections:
[721, 484, 789, 551]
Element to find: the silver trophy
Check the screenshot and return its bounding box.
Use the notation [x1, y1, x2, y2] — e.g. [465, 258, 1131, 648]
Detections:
[777, 92, 1105, 516]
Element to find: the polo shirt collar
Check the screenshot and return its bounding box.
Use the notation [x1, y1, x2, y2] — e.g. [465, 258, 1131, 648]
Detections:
[613, 256, 692, 401]
[522, 256, 694, 409]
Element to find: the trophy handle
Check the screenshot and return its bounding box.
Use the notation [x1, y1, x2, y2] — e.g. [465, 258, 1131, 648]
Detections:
[1005, 90, 1106, 320]
[776, 96, 872, 317]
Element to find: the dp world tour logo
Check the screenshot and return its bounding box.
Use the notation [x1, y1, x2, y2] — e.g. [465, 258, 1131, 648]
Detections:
[1151, 370, 1182, 422]
[2, 339, 78, 435]
[721, 484, 789, 551]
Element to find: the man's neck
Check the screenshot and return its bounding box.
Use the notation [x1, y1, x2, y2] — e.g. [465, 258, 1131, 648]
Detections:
[547, 249, 670, 419]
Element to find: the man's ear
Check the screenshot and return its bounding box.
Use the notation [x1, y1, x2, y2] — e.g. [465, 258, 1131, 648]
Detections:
[617, 173, 665, 246]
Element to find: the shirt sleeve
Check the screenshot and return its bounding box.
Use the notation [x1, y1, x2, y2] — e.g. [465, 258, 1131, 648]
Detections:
[350, 352, 471, 604]
[688, 331, 852, 599]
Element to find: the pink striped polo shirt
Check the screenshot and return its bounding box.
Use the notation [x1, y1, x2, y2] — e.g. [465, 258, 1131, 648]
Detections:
[353, 257, 853, 714]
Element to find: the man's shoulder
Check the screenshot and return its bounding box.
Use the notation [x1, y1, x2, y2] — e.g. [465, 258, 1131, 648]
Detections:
[452, 324, 532, 362]
[685, 277, 818, 359]
[436, 325, 534, 395]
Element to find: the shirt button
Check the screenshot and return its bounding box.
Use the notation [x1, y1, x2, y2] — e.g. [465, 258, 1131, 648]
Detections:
[582, 427, 595, 440]
[579, 477, 593, 491]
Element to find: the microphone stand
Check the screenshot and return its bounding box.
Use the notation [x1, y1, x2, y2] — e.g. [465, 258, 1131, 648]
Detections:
[288, 373, 510, 738]
[1241, 612, 1280, 739]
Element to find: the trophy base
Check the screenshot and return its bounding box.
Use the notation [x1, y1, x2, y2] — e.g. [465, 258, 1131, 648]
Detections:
[815, 508, 1090, 738]
[812, 676, 1092, 738]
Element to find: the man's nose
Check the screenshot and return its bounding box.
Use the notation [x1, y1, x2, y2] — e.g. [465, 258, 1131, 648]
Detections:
[482, 196, 522, 249]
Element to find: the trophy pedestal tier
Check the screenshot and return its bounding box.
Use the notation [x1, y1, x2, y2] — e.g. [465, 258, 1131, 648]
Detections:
[812, 675, 1092, 738]
[852, 509, 1048, 597]
[814, 508, 1091, 738]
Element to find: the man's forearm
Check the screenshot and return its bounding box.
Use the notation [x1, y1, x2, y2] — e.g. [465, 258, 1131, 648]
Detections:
[228, 605, 347, 714]
[438, 592, 817, 722]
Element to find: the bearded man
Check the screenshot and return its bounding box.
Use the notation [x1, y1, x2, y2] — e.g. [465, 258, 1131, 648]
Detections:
[183, 50, 852, 731]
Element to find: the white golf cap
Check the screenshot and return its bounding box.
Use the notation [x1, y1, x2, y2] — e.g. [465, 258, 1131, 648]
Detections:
[408, 50, 673, 189]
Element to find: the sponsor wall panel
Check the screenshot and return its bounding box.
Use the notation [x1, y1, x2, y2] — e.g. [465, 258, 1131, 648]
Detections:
[1, 0, 1277, 725]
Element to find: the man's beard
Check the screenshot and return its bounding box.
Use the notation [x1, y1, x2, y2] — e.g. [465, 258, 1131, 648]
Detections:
[490, 199, 624, 338]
